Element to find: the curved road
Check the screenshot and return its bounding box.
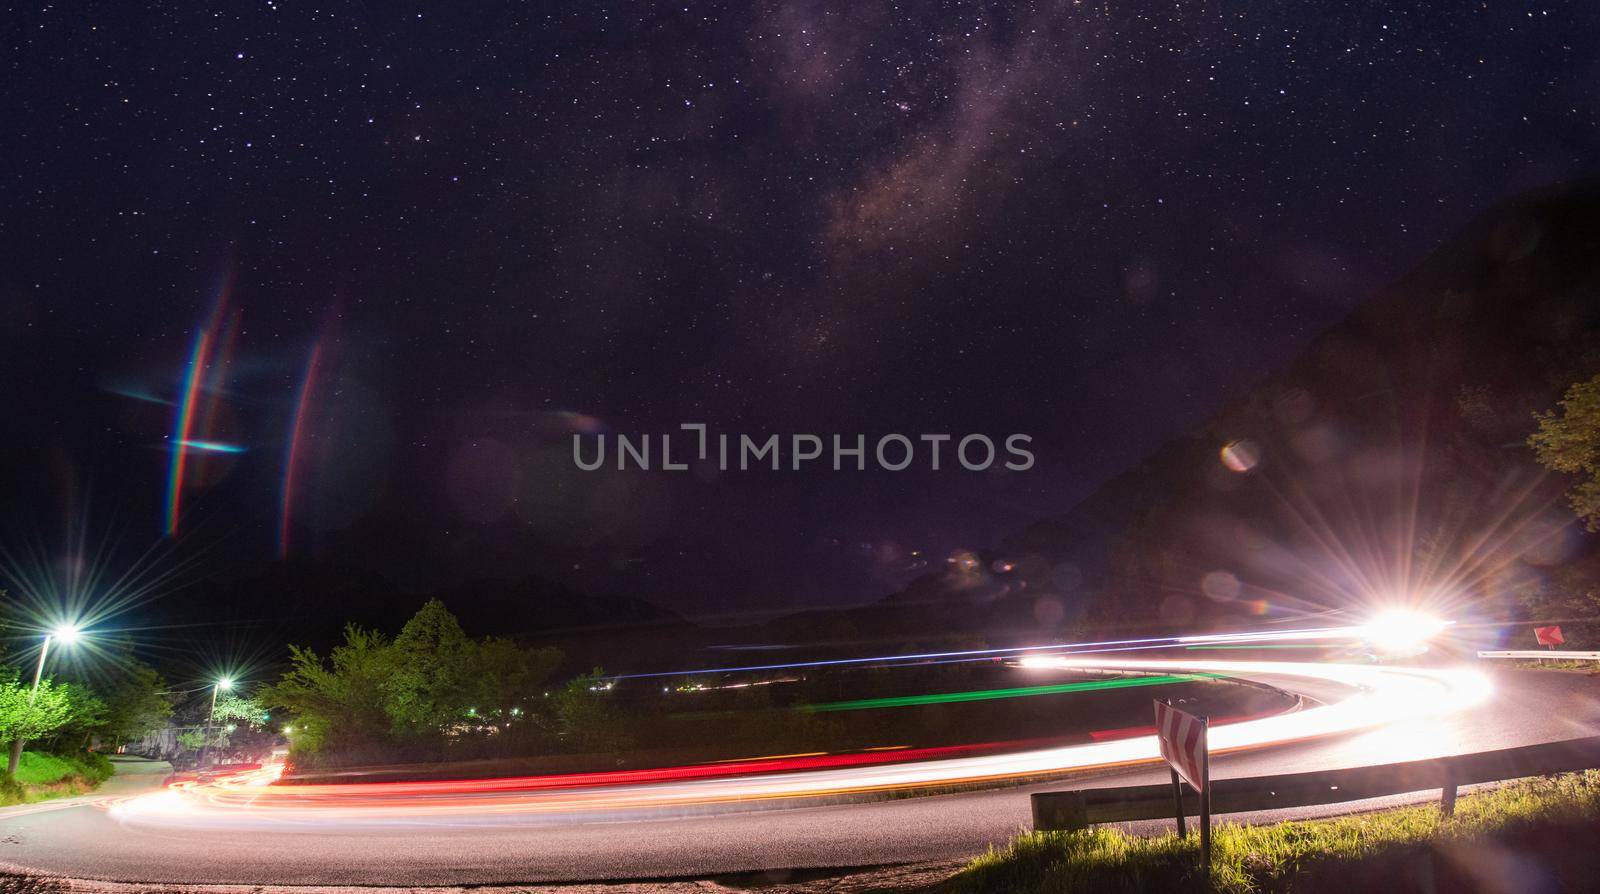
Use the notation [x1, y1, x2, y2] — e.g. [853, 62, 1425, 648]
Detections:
[1, 664, 1596, 886]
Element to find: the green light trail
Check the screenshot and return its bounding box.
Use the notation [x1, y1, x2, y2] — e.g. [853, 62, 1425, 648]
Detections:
[803, 673, 1220, 712]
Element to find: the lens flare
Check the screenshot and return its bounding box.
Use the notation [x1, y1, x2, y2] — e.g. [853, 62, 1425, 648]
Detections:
[278, 342, 323, 559]
[164, 330, 212, 537]
[179, 440, 246, 453]
[1220, 439, 1261, 472]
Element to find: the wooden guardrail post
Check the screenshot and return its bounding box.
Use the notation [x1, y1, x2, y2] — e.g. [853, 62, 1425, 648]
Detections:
[1198, 717, 1212, 870]
[1440, 759, 1457, 817]
[1169, 768, 1188, 838]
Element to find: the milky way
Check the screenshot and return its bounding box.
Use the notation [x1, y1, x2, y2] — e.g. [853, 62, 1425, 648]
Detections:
[2, 2, 1597, 618]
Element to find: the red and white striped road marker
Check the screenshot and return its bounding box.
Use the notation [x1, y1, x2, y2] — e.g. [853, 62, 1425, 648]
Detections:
[1155, 699, 1207, 790]
[1155, 699, 1212, 868]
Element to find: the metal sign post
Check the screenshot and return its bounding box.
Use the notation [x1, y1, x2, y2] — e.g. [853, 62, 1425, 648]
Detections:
[1198, 714, 1211, 869]
[1170, 766, 1187, 838]
[1155, 699, 1211, 872]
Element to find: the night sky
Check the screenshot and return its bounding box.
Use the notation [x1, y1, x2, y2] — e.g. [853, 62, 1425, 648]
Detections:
[2, 2, 1597, 623]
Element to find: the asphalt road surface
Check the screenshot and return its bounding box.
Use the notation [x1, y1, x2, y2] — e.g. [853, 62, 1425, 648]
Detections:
[1, 666, 1595, 886]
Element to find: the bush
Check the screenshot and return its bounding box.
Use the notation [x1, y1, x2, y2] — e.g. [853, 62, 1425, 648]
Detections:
[12, 750, 114, 788]
[13, 751, 78, 785]
[76, 750, 113, 783]
[0, 771, 24, 805]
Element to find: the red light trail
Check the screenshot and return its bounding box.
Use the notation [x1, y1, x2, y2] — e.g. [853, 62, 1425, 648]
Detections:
[109, 658, 1490, 830]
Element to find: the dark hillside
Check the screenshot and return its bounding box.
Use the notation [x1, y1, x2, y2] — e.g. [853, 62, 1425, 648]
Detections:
[770, 184, 1600, 645]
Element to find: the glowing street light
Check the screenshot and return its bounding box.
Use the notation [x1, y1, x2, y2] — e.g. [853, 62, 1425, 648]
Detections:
[199, 676, 238, 770]
[6, 623, 86, 775]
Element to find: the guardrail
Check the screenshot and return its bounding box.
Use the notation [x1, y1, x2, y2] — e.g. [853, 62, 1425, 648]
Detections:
[1478, 650, 1600, 661]
[1032, 735, 1600, 831]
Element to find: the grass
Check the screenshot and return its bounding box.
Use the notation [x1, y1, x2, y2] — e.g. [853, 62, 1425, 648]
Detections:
[1510, 658, 1600, 671]
[0, 751, 114, 806]
[946, 770, 1600, 893]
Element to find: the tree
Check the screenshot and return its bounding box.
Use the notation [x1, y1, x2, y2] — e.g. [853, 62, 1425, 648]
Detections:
[59, 659, 172, 747]
[383, 599, 476, 737]
[210, 694, 265, 724]
[1513, 558, 1600, 646]
[1530, 373, 1600, 530]
[202, 694, 276, 763]
[48, 682, 107, 750]
[553, 668, 632, 754]
[176, 729, 217, 751]
[472, 637, 561, 729]
[0, 671, 75, 757]
[259, 623, 394, 759]
[261, 601, 568, 765]
[99, 663, 175, 744]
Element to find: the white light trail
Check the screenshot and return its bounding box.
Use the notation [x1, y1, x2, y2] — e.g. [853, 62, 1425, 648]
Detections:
[108, 658, 1491, 830]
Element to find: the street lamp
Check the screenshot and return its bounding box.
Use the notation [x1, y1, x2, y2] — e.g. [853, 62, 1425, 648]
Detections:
[6, 624, 84, 775]
[198, 676, 235, 771]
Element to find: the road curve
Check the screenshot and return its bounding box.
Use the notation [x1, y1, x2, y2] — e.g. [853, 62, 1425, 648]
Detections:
[1, 664, 1595, 886]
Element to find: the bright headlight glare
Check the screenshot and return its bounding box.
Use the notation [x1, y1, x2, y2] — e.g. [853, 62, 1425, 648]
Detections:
[1361, 610, 1447, 652]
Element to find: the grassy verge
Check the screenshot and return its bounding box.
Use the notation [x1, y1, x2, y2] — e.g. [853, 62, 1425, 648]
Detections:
[947, 770, 1600, 893]
[0, 751, 114, 806]
[1509, 658, 1599, 671]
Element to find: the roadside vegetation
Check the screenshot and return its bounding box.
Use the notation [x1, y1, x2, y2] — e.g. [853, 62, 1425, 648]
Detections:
[1509, 658, 1599, 671]
[947, 771, 1600, 894]
[0, 593, 175, 805]
[1, 751, 113, 805]
[263, 599, 1284, 775]
[261, 599, 580, 770]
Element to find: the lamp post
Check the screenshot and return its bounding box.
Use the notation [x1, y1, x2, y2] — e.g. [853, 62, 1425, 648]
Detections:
[198, 676, 234, 770]
[7, 624, 82, 776]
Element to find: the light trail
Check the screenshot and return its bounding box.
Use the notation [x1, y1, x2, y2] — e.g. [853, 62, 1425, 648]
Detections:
[607, 622, 1379, 682]
[108, 658, 1491, 830]
[805, 672, 1220, 712]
